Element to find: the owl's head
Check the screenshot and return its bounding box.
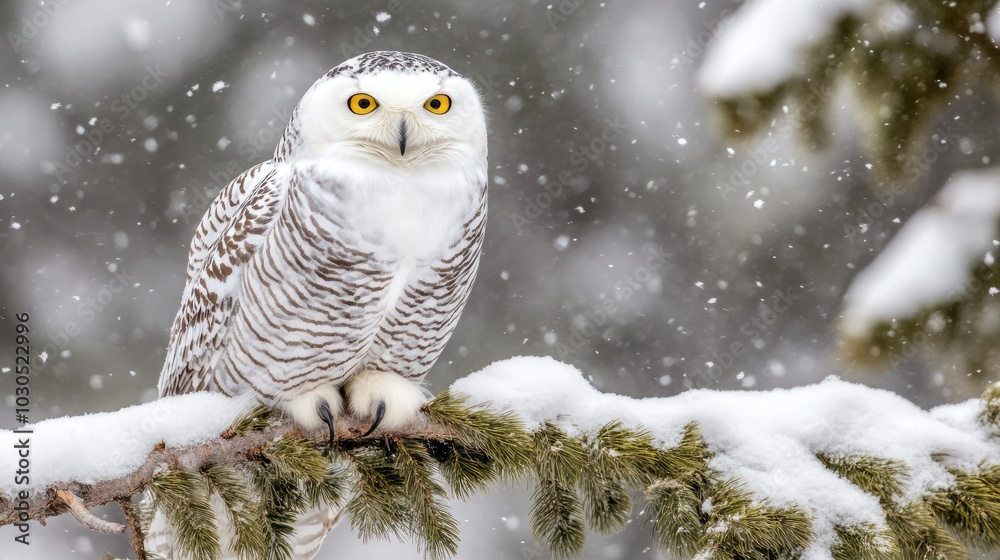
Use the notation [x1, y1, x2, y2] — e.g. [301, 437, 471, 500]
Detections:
[284, 51, 487, 172]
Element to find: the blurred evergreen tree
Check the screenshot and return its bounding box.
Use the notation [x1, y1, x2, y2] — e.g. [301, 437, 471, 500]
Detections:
[700, 0, 1000, 396]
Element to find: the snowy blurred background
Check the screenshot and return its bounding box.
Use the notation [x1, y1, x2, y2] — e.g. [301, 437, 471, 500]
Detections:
[1, 0, 998, 558]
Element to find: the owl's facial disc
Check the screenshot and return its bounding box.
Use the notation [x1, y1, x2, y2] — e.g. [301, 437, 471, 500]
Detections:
[297, 69, 485, 170]
[343, 72, 458, 165]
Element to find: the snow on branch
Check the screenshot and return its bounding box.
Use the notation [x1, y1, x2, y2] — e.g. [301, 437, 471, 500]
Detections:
[4, 357, 1000, 560]
[841, 169, 1000, 337]
[838, 170, 1000, 388]
[697, 0, 871, 98]
[0, 398, 447, 526]
[695, 0, 993, 185]
[458, 358, 1000, 557]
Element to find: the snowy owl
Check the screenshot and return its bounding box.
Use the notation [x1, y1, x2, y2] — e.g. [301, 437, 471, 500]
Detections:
[158, 50, 487, 433]
[149, 51, 487, 558]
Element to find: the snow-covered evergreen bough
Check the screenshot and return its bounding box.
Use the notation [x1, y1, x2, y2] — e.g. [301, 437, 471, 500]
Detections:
[5, 356, 1000, 559]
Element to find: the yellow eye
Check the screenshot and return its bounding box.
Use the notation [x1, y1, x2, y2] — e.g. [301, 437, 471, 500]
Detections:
[424, 94, 451, 114]
[348, 93, 378, 115]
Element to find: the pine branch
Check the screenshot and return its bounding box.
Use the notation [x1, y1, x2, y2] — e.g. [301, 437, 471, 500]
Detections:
[831, 523, 896, 560]
[201, 465, 267, 559]
[0, 414, 450, 527]
[53, 489, 125, 535]
[7, 378, 1000, 560]
[146, 467, 220, 560]
[393, 438, 460, 559]
[117, 496, 151, 560]
[530, 423, 589, 558]
[345, 442, 410, 543]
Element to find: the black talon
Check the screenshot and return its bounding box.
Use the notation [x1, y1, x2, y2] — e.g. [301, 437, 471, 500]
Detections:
[360, 401, 386, 438]
[317, 399, 335, 447]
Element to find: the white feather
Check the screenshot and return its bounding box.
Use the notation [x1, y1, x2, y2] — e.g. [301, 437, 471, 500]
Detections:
[344, 370, 429, 431]
[279, 384, 344, 431]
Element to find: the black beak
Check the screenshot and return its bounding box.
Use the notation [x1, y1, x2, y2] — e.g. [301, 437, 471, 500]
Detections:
[398, 118, 408, 156]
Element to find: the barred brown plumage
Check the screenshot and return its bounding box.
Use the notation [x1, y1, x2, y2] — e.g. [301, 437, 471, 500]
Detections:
[149, 50, 488, 560]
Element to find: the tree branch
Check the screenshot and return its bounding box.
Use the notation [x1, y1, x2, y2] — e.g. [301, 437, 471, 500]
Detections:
[54, 489, 124, 534]
[4, 364, 1000, 560]
[117, 496, 148, 560]
[0, 414, 452, 529]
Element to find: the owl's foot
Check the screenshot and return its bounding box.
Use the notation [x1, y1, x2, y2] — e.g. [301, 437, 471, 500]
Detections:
[344, 371, 427, 437]
[360, 402, 385, 437]
[317, 399, 336, 446]
[279, 385, 343, 446]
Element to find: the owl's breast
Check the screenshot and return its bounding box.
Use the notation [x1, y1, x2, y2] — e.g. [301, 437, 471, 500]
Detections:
[297, 160, 482, 261]
[215, 162, 485, 397]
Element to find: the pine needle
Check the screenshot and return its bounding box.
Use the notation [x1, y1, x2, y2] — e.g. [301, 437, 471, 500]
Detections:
[927, 464, 1000, 550]
[887, 502, 966, 560]
[146, 468, 220, 560]
[642, 423, 811, 559]
[529, 423, 589, 557]
[346, 443, 410, 543]
[530, 478, 586, 559]
[424, 390, 533, 481]
[579, 422, 658, 534]
[202, 464, 268, 560]
[832, 523, 897, 560]
[644, 476, 703, 557]
[226, 404, 271, 437]
[394, 438, 461, 559]
[651, 422, 713, 479]
[819, 453, 965, 558]
[261, 436, 329, 487]
[302, 459, 353, 509]
[704, 478, 813, 559]
[245, 457, 306, 560]
[532, 423, 589, 486]
[580, 473, 630, 536]
[426, 439, 497, 499]
[818, 454, 907, 504]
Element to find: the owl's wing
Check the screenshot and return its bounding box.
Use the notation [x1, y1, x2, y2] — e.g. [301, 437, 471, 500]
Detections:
[158, 160, 286, 396]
